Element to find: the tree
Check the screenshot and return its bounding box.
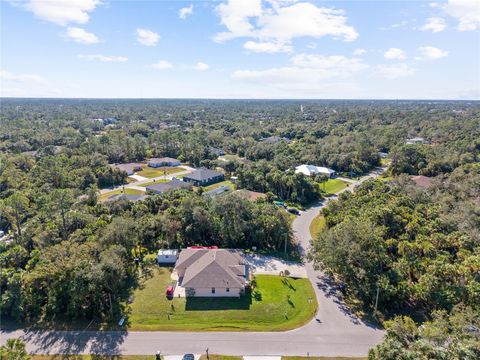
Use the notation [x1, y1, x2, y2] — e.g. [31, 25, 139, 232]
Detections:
[368, 308, 480, 360]
[0, 338, 30, 360]
[0, 192, 31, 240]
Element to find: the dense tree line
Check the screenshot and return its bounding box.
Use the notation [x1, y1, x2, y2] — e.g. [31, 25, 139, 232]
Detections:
[310, 164, 479, 319]
[369, 307, 479, 359]
[2, 99, 478, 177]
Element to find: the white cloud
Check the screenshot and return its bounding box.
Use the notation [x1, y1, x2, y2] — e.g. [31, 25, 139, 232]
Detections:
[243, 40, 293, 53]
[17, 0, 101, 26]
[214, 0, 358, 53]
[384, 48, 406, 60]
[380, 20, 408, 31]
[443, 0, 480, 31]
[0, 69, 47, 84]
[420, 17, 447, 32]
[0, 69, 61, 97]
[179, 4, 194, 19]
[418, 46, 449, 59]
[232, 54, 368, 92]
[78, 54, 128, 62]
[353, 48, 366, 56]
[192, 62, 209, 71]
[136, 28, 160, 46]
[150, 60, 173, 70]
[375, 63, 415, 79]
[65, 27, 99, 44]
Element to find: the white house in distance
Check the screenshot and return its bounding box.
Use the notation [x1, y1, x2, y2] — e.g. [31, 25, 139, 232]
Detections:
[406, 137, 427, 145]
[173, 248, 248, 297]
[148, 157, 181, 168]
[157, 249, 178, 264]
[295, 164, 336, 178]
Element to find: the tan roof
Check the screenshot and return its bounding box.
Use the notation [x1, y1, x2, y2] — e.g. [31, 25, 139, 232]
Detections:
[412, 175, 433, 188]
[235, 189, 267, 202]
[114, 163, 143, 172]
[176, 249, 247, 288]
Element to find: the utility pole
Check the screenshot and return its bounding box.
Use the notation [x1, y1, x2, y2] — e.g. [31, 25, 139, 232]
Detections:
[374, 285, 380, 314]
[284, 233, 288, 256]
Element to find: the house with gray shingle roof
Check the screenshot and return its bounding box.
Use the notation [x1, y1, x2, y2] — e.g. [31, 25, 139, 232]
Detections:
[174, 248, 248, 297]
[146, 178, 192, 194]
[182, 167, 224, 187]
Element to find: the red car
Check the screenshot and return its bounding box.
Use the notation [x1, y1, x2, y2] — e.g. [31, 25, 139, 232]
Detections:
[166, 285, 174, 298]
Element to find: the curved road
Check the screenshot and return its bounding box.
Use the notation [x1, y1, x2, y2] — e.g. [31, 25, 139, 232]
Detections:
[1, 169, 386, 356]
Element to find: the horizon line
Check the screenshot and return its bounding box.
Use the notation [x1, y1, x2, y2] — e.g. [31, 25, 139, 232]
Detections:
[1, 97, 479, 102]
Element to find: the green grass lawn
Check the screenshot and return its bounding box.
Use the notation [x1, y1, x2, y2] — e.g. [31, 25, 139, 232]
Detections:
[138, 179, 169, 187]
[202, 180, 235, 191]
[32, 357, 156, 360]
[199, 356, 242, 360]
[135, 166, 184, 179]
[283, 357, 366, 360]
[128, 267, 317, 331]
[99, 188, 144, 201]
[309, 214, 326, 239]
[380, 158, 391, 166]
[319, 179, 349, 195]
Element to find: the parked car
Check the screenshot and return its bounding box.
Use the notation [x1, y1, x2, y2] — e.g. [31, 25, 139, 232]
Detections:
[166, 285, 174, 298]
[287, 207, 300, 215]
[182, 354, 194, 360]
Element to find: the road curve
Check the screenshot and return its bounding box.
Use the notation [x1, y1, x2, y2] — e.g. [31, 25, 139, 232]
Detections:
[1, 169, 386, 356]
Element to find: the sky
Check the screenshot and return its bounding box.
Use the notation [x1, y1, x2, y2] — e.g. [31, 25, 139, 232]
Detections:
[1, 0, 479, 99]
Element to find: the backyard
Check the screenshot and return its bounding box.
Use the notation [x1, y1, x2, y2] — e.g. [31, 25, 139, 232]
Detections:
[135, 166, 184, 179]
[201, 180, 235, 191]
[127, 266, 317, 331]
[99, 188, 144, 201]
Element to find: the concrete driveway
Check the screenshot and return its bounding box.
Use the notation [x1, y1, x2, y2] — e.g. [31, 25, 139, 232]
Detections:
[245, 254, 307, 278]
[1, 167, 388, 356]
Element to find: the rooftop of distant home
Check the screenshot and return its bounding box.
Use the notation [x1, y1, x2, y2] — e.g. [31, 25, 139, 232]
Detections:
[183, 167, 223, 182]
[146, 178, 192, 194]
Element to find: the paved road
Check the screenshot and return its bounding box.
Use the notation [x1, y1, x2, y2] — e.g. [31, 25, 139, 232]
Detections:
[1, 168, 387, 356]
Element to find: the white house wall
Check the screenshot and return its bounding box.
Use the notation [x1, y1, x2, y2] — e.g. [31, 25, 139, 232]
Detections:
[186, 287, 241, 297]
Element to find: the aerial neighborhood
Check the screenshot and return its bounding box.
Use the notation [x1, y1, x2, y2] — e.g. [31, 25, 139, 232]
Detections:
[1, 0, 479, 358]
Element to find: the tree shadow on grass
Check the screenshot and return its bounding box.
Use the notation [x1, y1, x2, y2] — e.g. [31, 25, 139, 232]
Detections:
[185, 290, 252, 311]
[282, 277, 297, 291]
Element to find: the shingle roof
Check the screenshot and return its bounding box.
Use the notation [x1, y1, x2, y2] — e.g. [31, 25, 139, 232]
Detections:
[105, 193, 148, 202]
[411, 175, 433, 188]
[146, 179, 192, 193]
[183, 167, 223, 182]
[148, 157, 180, 163]
[114, 163, 143, 172]
[176, 249, 247, 288]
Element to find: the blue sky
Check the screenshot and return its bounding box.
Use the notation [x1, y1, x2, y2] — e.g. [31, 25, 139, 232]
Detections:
[1, 0, 479, 99]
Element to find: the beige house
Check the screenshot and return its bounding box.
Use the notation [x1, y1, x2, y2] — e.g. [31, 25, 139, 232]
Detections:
[174, 248, 248, 297]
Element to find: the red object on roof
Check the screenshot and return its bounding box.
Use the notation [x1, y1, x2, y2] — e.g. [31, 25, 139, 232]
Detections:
[188, 246, 218, 249]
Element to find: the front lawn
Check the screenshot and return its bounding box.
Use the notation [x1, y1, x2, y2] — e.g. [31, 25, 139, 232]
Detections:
[319, 179, 349, 195]
[99, 188, 144, 201]
[128, 267, 317, 331]
[309, 214, 326, 239]
[138, 179, 169, 187]
[136, 166, 184, 179]
[283, 357, 366, 360]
